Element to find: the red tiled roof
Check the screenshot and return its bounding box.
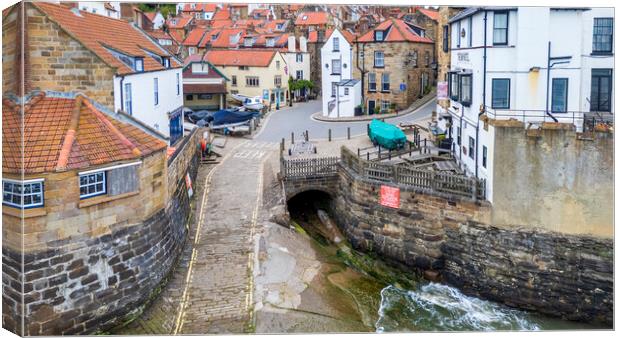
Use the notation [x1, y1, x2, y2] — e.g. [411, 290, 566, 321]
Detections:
[168, 30, 184, 43]
[166, 15, 193, 29]
[183, 28, 207, 46]
[209, 28, 244, 48]
[212, 8, 230, 21]
[33, 2, 180, 75]
[2, 93, 167, 174]
[210, 19, 233, 29]
[144, 12, 157, 22]
[357, 18, 433, 43]
[418, 8, 439, 21]
[183, 3, 217, 12]
[308, 28, 355, 44]
[295, 11, 329, 25]
[205, 50, 276, 67]
[250, 8, 271, 18]
[183, 83, 226, 94]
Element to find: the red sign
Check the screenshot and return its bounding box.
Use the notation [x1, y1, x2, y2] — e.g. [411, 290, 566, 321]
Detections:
[379, 185, 400, 209]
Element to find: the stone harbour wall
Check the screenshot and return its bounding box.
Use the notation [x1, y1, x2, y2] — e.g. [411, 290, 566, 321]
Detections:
[442, 222, 613, 325]
[286, 161, 613, 326]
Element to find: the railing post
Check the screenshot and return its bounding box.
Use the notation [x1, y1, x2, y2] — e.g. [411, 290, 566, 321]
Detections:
[328, 128, 332, 142]
[305, 130, 309, 141]
[291, 132, 295, 144]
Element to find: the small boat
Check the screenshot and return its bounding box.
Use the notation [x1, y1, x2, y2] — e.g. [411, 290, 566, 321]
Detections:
[209, 108, 260, 130]
[368, 119, 407, 150]
[230, 93, 265, 111]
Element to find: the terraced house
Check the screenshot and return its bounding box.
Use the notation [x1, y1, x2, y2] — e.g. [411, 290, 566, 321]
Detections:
[205, 49, 290, 108]
[2, 2, 185, 145]
[354, 18, 435, 114]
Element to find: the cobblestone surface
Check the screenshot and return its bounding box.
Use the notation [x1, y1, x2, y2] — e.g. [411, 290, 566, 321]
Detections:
[114, 138, 278, 334]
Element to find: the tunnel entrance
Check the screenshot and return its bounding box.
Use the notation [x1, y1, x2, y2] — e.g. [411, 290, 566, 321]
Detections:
[286, 190, 339, 246]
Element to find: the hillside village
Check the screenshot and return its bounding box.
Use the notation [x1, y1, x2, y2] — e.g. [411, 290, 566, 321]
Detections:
[1, 1, 615, 336]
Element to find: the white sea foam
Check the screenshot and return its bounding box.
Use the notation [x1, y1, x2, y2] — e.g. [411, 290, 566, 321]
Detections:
[375, 283, 541, 332]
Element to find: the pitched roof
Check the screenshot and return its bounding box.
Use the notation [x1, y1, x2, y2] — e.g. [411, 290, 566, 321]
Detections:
[356, 18, 433, 43]
[308, 28, 355, 44]
[417, 8, 439, 21]
[144, 12, 158, 22]
[2, 92, 167, 174]
[210, 19, 233, 28]
[209, 28, 245, 48]
[205, 50, 276, 67]
[212, 8, 230, 21]
[166, 15, 193, 29]
[295, 11, 329, 25]
[33, 2, 180, 75]
[183, 3, 217, 12]
[183, 28, 207, 46]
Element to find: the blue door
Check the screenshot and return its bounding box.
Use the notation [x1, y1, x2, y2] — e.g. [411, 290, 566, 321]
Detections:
[169, 113, 183, 145]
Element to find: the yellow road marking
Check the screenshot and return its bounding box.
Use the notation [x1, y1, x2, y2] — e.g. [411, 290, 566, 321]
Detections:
[172, 141, 244, 335]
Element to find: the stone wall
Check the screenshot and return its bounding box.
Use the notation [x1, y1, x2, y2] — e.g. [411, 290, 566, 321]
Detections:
[442, 222, 613, 324]
[2, 135, 200, 335]
[167, 127, 202, 200]
[283, 157, 613, 325]
[2, 4, 116, 107]
[353, 41, 435, 111]
[491, 122, 613, 237]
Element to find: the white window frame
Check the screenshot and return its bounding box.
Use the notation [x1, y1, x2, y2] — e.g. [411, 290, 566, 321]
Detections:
[332, 59, 342, 74]
[381, 73, 390, 92]
[2, 178, 44, 209]
[374, 51, 384, 67]
[333, 37, 340, 51]
[296, 70, 303, 80]
[380, 100, 390, 112]
[124, 82, 132, 115]
[368, 72, 377, 91]
[344, 87, 349, 95]
[79, 171, 106, 199]
[296, 53, 303, 62]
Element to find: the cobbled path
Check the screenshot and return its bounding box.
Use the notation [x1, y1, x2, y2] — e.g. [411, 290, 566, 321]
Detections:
[113, 139, 278, 334]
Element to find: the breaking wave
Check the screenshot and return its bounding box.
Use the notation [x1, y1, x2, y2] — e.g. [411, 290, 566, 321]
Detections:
[375, 283, 540, 332]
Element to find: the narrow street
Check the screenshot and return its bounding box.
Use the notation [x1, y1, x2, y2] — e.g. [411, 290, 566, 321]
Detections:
[113, 99, 433, 334]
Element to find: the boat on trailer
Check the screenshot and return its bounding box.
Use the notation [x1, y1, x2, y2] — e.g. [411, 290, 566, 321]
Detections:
[230, 93, 265, 111]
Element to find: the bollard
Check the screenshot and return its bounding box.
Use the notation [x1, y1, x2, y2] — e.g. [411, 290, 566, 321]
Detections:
[328, 129, 332, 142]
[291, 132, 295, 144]
[347, 127, 351, 140]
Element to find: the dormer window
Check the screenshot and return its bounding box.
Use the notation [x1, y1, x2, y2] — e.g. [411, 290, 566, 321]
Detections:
[276, 23, 284, 30]
[135, 58, 144, 71]
[171, 19, 177, 25]
[163, 57, 170, 68]
[375, 30, 384, 41]
[302, 15, 308, 21]
[244, 37, 253, 47]
[266, 37, 275, 47]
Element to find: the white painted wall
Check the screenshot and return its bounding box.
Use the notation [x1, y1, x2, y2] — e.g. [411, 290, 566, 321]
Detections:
[150, 12, 165, 30]
[448, 7, 614, 202]
[321, 29, 355, 117]
[113, 68, 184, 139]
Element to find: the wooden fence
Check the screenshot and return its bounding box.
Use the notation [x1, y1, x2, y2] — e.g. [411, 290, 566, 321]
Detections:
[341, 146, 486, 200]
[280, 147, 487, 201]
[280, 156, 340, 179]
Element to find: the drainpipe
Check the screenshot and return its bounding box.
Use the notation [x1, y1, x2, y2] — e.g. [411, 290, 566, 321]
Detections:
[475, 10, 488, 179]
[356, 42, 366, 107]
[119, 75, 125, 112]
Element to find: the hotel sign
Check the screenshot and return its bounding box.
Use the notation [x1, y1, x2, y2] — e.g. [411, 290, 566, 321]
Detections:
[457, 52, 470, 62]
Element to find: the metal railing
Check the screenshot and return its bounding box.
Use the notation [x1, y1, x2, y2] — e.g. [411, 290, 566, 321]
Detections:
[483, 106, 613, 132]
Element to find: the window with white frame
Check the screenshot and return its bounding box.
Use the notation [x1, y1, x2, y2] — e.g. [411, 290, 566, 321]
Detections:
[381, 73, 390, 92]
[135, 58, 144, 72]
[124, 82, 132, 115]
[380, 100, 390, 112]
[374, 51, 384, 67]
[375, 30, 384, 41]
[333, 37, 340, 51]
[344, 87, 349, 95]
[296, 70, 303, 80]
[331, 82, 337, 97]
[468, 137, 475, 159]
[296, 53, 303, 62]
[2, 179, 44, 209]
[368, 72, 377, 91]
[274, 75, 282, 87]
[332, 59, 342, 74]
[267, 38, 275, 47]
[154, 78, 159, 105]
[79, 172, 106, 199]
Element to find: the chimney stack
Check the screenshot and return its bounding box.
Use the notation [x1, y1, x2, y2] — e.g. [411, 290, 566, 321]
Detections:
[288, 35, 296, 53]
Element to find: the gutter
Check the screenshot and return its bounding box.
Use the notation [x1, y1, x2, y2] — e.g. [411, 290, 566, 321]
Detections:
[475, 10, 488, 179]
